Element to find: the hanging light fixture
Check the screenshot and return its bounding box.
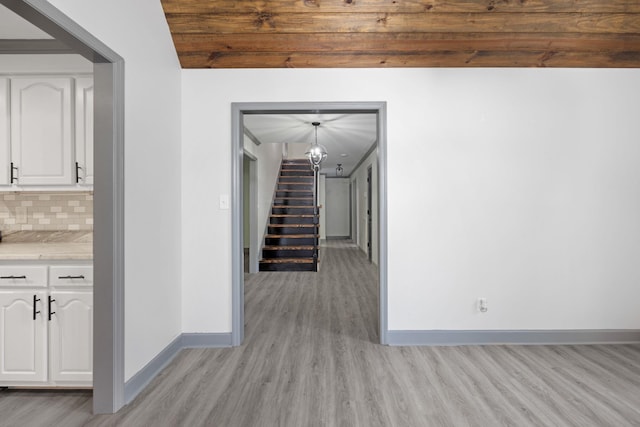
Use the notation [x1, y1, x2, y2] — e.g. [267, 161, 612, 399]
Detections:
[336, 163, 344, 176]
[305, 122, 327, 169]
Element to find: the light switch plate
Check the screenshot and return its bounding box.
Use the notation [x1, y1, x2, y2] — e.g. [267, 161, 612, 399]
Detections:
[219, 194, 230, 210]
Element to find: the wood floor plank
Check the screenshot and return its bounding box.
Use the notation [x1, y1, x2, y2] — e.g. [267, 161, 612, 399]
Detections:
[1, 240, 639, 426]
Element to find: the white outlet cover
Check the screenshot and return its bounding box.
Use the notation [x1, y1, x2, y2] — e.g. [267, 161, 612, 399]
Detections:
[219, 194, 230, 210]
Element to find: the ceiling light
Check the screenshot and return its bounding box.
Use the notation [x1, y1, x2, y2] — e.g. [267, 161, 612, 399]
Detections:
[305, 122, 327, 169]
[336, 164, 344, 176]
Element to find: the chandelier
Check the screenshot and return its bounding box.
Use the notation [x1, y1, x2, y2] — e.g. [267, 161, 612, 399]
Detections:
[305, 122, 327, 169]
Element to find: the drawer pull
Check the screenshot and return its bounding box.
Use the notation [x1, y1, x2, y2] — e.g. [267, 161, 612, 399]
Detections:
[48, 296, 56, 321]
[58, 275, 86, 280]
[1, 275, 27, 280]
[10, 162, 18, 184]
[33, 295, 41, 320]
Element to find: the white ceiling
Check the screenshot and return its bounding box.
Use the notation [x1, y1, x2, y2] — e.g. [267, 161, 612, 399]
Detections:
[244, 113, 377, 176]
[0, 5, 52, 39]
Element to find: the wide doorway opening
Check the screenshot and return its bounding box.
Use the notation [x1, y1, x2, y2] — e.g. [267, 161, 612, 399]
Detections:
[231, 102, 388, 346]
[0, 1, 125, 413]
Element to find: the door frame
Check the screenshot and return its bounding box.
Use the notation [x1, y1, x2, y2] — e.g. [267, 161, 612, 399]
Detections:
[350, 178, 357, 243]
[243, 151, 259, 274]
[1, 0, 126, 413]
[231, 102, 389, 345]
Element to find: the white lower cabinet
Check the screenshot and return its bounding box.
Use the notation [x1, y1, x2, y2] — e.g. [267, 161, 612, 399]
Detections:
[0, 264, 92, 387]
[49, 291, 93, 383]
[0, 291, 48, 382]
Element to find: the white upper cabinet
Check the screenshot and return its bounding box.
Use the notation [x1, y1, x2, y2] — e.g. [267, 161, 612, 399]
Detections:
[0, 78, 9, 185]
[10, 77, 73, 186]
[75, 77, 94, 186]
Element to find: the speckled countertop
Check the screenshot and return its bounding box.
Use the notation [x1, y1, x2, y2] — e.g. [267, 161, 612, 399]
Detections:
[0, 230, 93, 260]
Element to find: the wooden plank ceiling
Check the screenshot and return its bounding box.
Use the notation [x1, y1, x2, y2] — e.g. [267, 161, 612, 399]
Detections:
[161, 0, 640, 68]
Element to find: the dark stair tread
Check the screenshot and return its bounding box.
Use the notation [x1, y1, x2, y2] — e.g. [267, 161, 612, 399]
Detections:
[265, 234, 319, 238]
[273, 205, 318, 208]
[259, 258, 314, 264]
[275, 197, 314, 199]
[270, 215, 316, 218]
[263, 245, 315, 250]
[268, 223, 318, 228]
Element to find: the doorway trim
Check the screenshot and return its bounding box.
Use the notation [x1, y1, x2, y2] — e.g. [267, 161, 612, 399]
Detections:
[1, 0, 126, 413]
[231, 102, 388, 345]
[243, 151, 259, 274]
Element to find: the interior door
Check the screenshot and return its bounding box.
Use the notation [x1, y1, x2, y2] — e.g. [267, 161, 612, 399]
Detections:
[367, 166, 372, 262]
[351, 178, 357, 243]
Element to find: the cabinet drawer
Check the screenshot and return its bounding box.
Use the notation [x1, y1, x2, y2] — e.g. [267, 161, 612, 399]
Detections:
[49, 266, 93, 287]
[0, 266, 47, 287]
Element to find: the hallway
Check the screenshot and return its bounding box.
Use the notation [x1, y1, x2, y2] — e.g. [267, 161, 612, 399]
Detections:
[1, 241, 639, 426]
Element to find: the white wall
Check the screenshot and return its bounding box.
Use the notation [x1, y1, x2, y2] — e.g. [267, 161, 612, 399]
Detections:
[286, 142, 308, 159]
[48, 0, 182, 380]
[181, 68, 640, 334]
[325, 178, 350, 237]
[181, 117, 283, 331]
[319, 174, 326, 241]
[244, 137, 283, 258]
[350, 150, 378, 263]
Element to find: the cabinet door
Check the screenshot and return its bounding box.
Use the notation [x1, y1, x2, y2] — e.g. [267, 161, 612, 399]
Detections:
[10, 77, 73, 185]
[0, 78, 9, 185]
[0, 291, 47, 383]
[75, 77, 94, 186]
[49, 291, 92, 384]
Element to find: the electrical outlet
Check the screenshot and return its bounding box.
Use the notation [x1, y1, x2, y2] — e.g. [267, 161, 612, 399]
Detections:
[477, 297, 488, 313]
[219, 194, 230, 210]
[16, 206, 27, 224]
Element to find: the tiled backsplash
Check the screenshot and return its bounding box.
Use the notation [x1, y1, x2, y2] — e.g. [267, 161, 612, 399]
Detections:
[0, 192, 93, 232]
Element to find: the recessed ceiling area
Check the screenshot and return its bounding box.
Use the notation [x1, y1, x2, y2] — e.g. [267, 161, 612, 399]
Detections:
[243, 113, 377, 176]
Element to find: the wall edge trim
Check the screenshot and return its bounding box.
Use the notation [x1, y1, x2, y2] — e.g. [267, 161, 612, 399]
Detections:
[124, 333, 233, 403]
[387, 329, 640, 346]
[181, 332, 234, 348]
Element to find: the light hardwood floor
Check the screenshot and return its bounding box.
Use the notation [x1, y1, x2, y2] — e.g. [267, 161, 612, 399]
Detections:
[2, 241, 639, 426]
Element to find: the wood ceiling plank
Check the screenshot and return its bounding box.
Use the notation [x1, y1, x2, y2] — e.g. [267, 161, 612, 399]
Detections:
[162, 0, 640, 67]
[161, 0, 640, 14]
[172, 32, 640, 54]
[165, 12, 640, 34]
[177, 50, 640, 68]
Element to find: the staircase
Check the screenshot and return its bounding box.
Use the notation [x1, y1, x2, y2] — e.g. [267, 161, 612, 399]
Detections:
[259, 159, 319, 272]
